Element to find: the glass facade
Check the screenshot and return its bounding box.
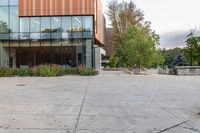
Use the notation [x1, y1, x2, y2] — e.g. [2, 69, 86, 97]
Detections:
[0, 0, 94, 68]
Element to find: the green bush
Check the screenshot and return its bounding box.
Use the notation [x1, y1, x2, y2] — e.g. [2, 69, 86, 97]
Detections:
[63, 67, 79, 75]
[0, 67, 17, 77]
[0, 65, 98, 77]
[31, 67, 40, 76]
[36, 65, 63, 77]
[17, 68, 32, 77]
[79, 67, 98, 76]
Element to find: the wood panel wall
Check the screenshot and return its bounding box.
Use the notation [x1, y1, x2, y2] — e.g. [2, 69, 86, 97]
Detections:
[19, 0, 95, 16]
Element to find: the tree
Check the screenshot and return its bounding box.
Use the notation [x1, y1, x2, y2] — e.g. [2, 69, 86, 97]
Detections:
[107, 0, 160, 68]
[0, 20, 9, 33]
[185, 30, 200, 65]
[150, 49, 165, 68]
[162, 48, 182, 68]
[172, 53, 188, 67]
[115, 26, 158, 68]
[107, 0, 144, 45]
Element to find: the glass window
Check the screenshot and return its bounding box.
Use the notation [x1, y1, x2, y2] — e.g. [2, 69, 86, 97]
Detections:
[72, 16, 83, 32]
[20, 17, 30, 32]
[9, 0, 18, 5]
[51, 17, 62, 32]
[41, 17, 50, 32]
[30, 17, 40, 32]
[10, 6, 19, 32]
[62, 17, 71, 39]
[83, 16, 93, 31]
[19, 32, 30, 40]
[0, 33, 9, 40]
[62, 17, 71, 32]
[30, 33, 40, 40]
[10, 33, 19, 40]
[0, 7, 9, 33]
[41, 17, 50, 39]
[0, 0, 8, 5]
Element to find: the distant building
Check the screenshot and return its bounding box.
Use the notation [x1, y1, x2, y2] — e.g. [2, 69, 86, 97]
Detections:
[0, 0, 105, 69]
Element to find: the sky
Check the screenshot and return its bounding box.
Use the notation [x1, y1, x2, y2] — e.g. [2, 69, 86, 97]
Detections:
[103, 0, 200, 48]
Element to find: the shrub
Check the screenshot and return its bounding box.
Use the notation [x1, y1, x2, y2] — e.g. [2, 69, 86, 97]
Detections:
[17, 68, 32, 77]
[63, 67, 79, 75]
[36, 65, 63, 77]
[0, 67, 17, 77]
[169, 68, 177, 75]
[0, 65, 98, 77]
[79, 67, 98, 76]
[31, 67, 40, 76]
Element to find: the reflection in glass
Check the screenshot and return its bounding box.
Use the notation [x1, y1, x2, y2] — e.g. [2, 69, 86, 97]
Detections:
[51, 17, 62, 32]
[10, 6, 19, 32]
[30, 33, 40, 40]
[62, 17, 71, 32]
[20, 33, 30, 40]
[41, 17, 50, 32]
[41, 17, 50, 39]
[0, 33, 9, 40]
[30, 17, 40, 32]
[0, 0, 8, 5]
[62, 17, 71, 39]
[10, 33, 19, 40]
[20, 17, 29, 32]
[0, 7, 9, 33]
[83, 16, 93, 31]
[72, 16, 83, 32]
[10, 0, 18, 5]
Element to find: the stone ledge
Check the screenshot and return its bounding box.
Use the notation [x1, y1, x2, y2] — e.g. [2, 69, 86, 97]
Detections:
[175, 66, 200, 75]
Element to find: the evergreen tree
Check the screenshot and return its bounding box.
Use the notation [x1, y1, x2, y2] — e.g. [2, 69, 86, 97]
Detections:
[172, 53, 188, 67]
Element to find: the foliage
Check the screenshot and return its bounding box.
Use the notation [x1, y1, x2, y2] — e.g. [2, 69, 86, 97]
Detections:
[109, 54, 118, 68]
[150, 49, 165, 68]
[172, 53, 188, 67]
[0, 65, 98, 77]
[31, 67, 40, 76]
[36, 65, 63, 77]
[162, 48, 183, 68]
[184, 30, 200, 65]
[115, 26, 159, 68]
[17, 68, 32, 77]
[0, 67, 17, 77]
[107, 0, 160, 68]
[79, 67, 98, 76]
[107, 0, 144, 45]
[63, 67, 79, 75]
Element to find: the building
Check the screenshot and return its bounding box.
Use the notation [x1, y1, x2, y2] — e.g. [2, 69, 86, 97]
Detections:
[105, 28, 115, 58]
[0, 0, 105, 68]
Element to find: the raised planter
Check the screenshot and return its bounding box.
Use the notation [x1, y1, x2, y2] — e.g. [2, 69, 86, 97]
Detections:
[158, 68, 169, 74]
[175, 66, 200, 75]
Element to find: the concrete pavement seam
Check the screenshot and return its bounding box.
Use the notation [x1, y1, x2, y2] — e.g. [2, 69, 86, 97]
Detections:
[73, 78, 90, 133]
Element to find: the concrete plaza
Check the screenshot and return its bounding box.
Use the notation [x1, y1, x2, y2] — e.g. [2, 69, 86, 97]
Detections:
[0, 71, 200, 133]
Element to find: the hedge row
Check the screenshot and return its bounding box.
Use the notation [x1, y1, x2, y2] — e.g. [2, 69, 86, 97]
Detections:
[0, 65, 98, 77]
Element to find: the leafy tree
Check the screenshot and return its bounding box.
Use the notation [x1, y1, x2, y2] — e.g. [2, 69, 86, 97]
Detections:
[107, 0, 144, 45]
[184, 30, 200, 65]
[150, 49, 165, 68]
[115, 26, 158, 68]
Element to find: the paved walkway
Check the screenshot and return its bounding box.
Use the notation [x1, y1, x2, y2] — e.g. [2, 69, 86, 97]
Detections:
[0, 72, 200, 133]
